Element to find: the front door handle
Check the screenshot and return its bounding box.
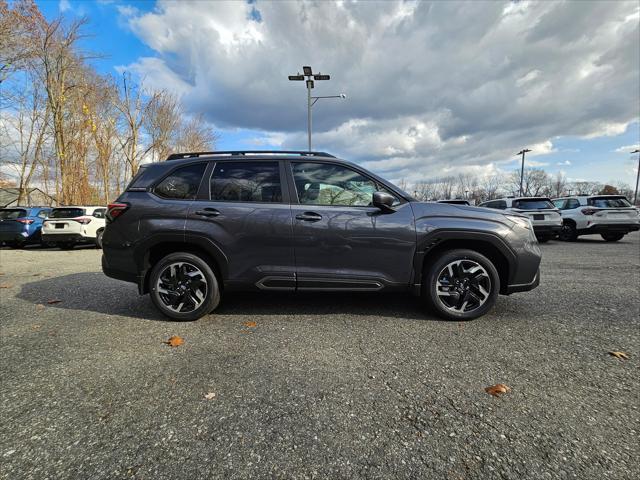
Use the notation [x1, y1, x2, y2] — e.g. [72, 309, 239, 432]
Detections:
[295, 212, 322, 222]
[195, 208, 220, 217]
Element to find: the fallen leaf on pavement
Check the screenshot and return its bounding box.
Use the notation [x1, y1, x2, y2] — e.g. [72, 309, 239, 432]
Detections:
[47, 299, 62, 304]
[0, 283, 12, 289]
[164, 335, 184, 347]
[32, 325, 41, 330]
[204, 392, 216, 400]
[608, 351, 629, 360]
[485, 384, 511, 397]
[36, 304, 45, 310]
[243, 321, 257, 327]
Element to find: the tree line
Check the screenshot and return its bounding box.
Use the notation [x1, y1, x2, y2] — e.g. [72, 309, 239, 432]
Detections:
[397, 169, 635, 204]
[0, 0, 217, 206]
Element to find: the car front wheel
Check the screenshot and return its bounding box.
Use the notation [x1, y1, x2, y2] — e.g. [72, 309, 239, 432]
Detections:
[558, 222, 577, 241]
[149, 252, 221, 321]
[423, 249, 500, 321]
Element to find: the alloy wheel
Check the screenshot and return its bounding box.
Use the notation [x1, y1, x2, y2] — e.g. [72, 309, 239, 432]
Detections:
[155, 262, 208, 313]
[435, 259, 492, 313]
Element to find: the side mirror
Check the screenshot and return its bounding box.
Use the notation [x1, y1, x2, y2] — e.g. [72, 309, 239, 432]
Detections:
[372, 191, 396, 213]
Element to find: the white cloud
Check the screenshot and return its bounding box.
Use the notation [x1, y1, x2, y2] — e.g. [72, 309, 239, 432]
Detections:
[557, 160, 572, 166]
[59, 0, 71, 13]
[117, 0, 639, 182]
[614, 144, 640, 153]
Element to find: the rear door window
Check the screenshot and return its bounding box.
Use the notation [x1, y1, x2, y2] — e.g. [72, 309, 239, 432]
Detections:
[0, 209, 27, 220]
[155, 163, 207, 200]
[210, 162, 282, 203]
[50, 208, 85, 218]
[565, 199, 580, 209]
[93, 209, 106, 218]
[587, 196, 631, 208]
[513, 199, 554, 210]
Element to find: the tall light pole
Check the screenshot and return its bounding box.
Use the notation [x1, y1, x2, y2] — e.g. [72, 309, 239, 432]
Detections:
[288, 66, 345, 151]
[516, 149, 532, 196]
[632, 149, 640, 205]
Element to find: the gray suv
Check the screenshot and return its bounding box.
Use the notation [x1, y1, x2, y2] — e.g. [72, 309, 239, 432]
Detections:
[102, 151, 541, 321]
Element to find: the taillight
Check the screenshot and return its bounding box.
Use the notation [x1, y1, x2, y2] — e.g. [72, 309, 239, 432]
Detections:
[16, 218, 34, 224]
[581, 208, 598, 215]
[73, 217, 92, 224]
[107, 202, 129, 221]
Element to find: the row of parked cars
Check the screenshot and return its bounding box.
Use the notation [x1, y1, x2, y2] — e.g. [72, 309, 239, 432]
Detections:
[0, 206, 106, 249]
[439, 195, 640, 242]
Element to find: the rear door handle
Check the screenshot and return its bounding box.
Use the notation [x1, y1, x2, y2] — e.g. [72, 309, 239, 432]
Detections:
[195, 208, 220, 217]
[295, 212, 322, 222]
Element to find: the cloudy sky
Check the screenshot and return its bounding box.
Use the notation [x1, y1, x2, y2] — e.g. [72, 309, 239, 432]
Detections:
[47, 0, 639, 185]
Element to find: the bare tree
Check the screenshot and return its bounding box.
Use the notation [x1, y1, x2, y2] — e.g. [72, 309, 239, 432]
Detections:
[144, 90, 181, 162]
[0, 68, 49, 204]
[175, 113, 218, 153]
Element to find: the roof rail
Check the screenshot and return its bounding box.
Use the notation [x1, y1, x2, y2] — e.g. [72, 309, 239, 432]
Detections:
[166, 150, 336, 160]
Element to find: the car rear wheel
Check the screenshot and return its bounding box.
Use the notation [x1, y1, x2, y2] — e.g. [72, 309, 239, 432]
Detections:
[95, 230, 104, 249]
[601, 232, 624, 242]
[536, 237, 550, 243]
[558, 222, 577, 241]
[149, 252, 221, 321]
[422, 249, 500, 321]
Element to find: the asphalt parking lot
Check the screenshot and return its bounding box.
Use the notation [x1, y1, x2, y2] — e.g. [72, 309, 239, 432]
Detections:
[1, 233, 639, 480]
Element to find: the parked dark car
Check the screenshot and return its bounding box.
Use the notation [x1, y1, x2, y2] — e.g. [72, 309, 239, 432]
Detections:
[0, 207, 51, 247]
[102, 151, 541, 321]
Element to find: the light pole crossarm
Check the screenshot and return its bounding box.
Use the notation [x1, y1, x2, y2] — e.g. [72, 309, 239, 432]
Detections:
[311, 95, 346, 107]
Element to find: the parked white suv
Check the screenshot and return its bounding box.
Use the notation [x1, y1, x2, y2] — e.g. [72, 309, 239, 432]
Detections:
[552, 195, 640, 242]
[478, 197, 562, 242]
[42, 206, 107, 249]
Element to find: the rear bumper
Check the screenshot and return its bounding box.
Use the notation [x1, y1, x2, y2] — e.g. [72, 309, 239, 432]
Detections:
[578, 223, 640, 234]
[506, 268, 540, 294]
[533, 225, 562, 237]
[102, 253, 142, 289]
[0, 231, 27, 243]
[42, 233, 94, 244]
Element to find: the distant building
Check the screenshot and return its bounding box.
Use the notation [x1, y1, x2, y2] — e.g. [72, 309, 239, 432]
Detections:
[0, 188, 59, 208]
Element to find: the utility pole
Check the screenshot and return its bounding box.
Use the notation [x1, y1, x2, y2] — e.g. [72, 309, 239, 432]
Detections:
[288, 66, 345, 151]
[632, 149, 640, 205]
[516, 149, 532, 196]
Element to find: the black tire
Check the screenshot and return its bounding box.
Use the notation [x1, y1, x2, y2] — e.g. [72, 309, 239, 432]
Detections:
[601, 232, 624, 242]
[422, 249, 500, 321]
[95, 229, 104, 249]
[60, 243, 74, 250]
[537, 237, 550, 243]
[558, 222, 577, 241]
[8, 242, 24, 249]
[149, 252, 220, 321]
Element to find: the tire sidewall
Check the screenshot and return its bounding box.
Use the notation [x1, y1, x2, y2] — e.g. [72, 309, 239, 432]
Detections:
[423, 249, 500, 321]
[149, 252, 220, 321]
[96, 229, 104, 249]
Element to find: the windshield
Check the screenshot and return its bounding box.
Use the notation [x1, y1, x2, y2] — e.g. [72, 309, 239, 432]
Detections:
[587, 197, 632, 208]
[0, 209, 27, 220]
[50, 208, 84, 218]
[513, 199, 554, 210]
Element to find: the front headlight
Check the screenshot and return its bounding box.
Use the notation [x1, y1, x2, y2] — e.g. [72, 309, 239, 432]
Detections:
[506, 214, 532, 230]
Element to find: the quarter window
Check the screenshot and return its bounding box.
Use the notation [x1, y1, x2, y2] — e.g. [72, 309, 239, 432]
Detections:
[210, 162, 282, 203]
[155, 163, 206, 200]
[292, 162, 392, 207]
[565, 199, 580, 209]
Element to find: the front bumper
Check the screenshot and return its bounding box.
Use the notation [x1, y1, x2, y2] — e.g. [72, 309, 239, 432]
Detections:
[42, 233, 95, 244]
[506, 268, 540, 294]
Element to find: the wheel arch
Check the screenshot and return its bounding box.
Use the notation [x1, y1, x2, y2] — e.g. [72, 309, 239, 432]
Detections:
[413, 231, 514, 295]
[138, 237, 228, 294]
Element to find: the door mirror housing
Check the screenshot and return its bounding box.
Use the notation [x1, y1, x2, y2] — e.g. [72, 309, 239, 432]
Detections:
[372, 191, 396, 213]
